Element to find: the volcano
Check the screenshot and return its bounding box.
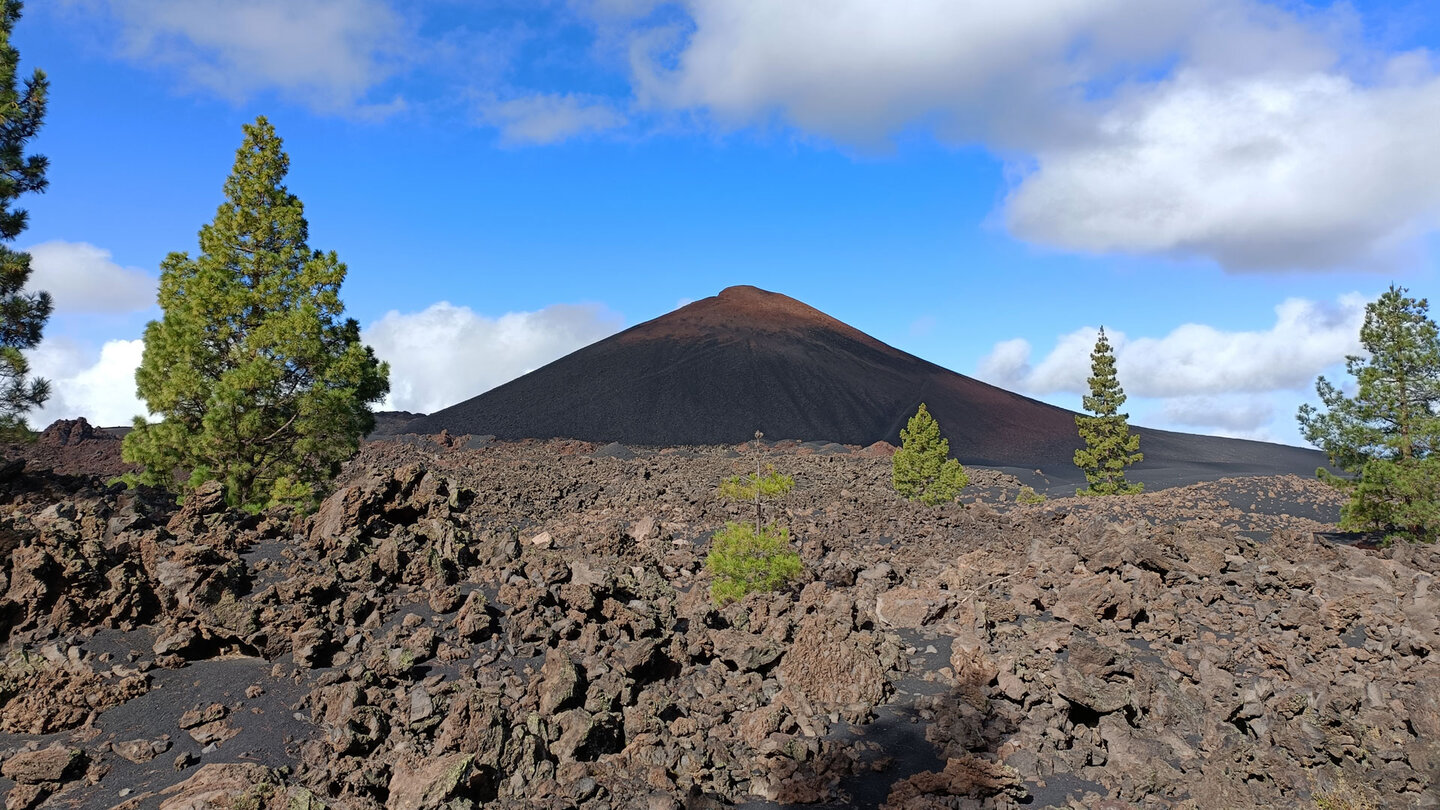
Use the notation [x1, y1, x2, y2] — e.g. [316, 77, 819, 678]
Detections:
[407, 285, 1325, 483]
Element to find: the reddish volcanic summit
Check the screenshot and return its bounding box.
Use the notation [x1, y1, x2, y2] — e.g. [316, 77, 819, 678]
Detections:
[408, 285, 1325, 481]
[624, 284, 881, 343]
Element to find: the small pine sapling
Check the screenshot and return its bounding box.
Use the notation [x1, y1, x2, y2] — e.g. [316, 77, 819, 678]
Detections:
[706, 522, 802, 606]
[706, 431, 802, 604]
[892, 403, 969, 505]
[718, 431, 795, 532]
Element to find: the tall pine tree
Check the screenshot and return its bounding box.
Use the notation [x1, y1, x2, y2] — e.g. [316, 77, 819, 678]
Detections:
[123, 117, 389, 509]
[1074, 327, 1143, 495]
[0, 0, 50, 436]
[1298, 285, 1440, 541]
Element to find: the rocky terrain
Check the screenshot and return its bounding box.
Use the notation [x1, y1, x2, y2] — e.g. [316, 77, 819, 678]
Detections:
[0, 419, 131, 480]
[0, 430, 1434, 809]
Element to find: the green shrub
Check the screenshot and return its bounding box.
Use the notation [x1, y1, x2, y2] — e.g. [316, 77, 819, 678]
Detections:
[706, 521, 802, 605]
[1015, 485, 1047, 504]
[708, 431, 802, 604]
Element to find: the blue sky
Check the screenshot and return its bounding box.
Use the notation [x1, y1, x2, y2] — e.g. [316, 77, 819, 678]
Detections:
[14, 0, 1440, 446]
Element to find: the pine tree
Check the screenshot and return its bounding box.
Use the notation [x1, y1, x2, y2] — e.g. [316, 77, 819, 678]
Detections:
[892, 403, 969, 505]
[1298, 285, 1440, 541]
[1074, 327, 1143, 495]
[0, 0, 50, 436]
[123, 117, 389, 510]
[707, 430, 802, 605]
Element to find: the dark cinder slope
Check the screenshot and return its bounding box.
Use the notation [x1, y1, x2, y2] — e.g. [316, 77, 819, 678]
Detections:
[408, 285, 1326, 481]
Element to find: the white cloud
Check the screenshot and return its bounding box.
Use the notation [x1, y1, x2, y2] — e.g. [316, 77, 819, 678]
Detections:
[1123, 296, 1368, 397]
[15, 298, 625, 427]
[1159, 394, 1275, 434]
[77, 0, 409, 114]
[27, 339, 149, 427]
[1006, 69, 1440, 270]
[623, 0, 1440, 270]
[478, 93, 627, 145]
[978, 294, 1367, 398]
[628, 0, 1202, 145]
[976, 294, 1367, 440]
[977, 330, 1098, 396]
[363, 301, 624, 413]
[26, 241, 156, 315]
[976, 337, 1033, 387]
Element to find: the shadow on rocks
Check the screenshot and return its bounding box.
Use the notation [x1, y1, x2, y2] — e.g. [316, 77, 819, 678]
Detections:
[753, 643, 1028, 810]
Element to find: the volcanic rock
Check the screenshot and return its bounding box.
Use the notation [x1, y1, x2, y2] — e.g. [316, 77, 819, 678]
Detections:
[0, 435, 1430, 810]
[157, 764, 277, 810]
[882, 755, 1024, 806]
[387, 753, 474, 810]
[779, 610, 892, 719]
[0, 418, 131, 477]
[36, 418, 114, 448]
[0, 746, 86, 784]
[113, 738, 171, 764]
[875, 586, 949, 628]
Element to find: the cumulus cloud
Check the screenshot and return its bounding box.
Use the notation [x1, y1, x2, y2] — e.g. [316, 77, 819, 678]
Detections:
[27, 339, 149, 427]
[628, 0, 1199, 144]
[74, 0, 410, 113]
[363, 301, 624, 413]
[26, 241, 156, 314]
[976, 338, 1034, 389]
[15, 299, 625, 427]
[1006, 69, 1440, 270]
[976, 330, 1100, 396]
[978, 294, 1367, 398]
[623, 0, 1440, 270]
[477, 93, 627, 144]
[1159, 395, 1276, 434]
